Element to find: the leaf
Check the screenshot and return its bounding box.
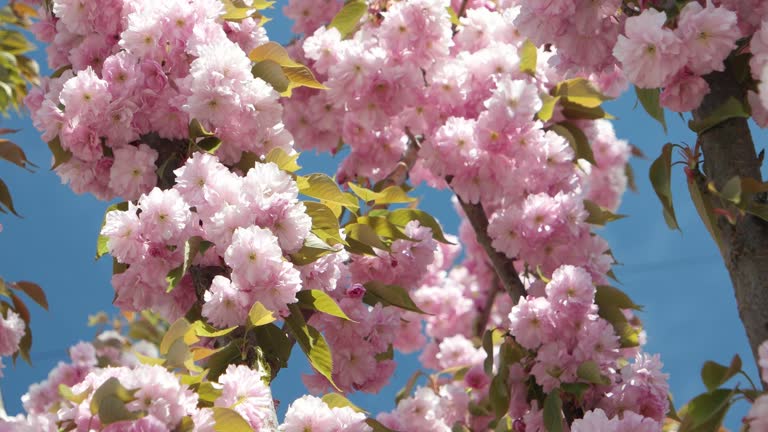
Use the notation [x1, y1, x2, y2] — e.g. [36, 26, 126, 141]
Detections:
[296, 289, 353, 321]
[90, 377, 137, 416]
[594, 285, 642, 311]
[248, 42, 303, 67]
[366, 418, 396, 432]
[583, 200, 626, 226]
[597, 305, 641, 348]
[299, 174, 359, 210]
[489, 374, 510, 418]
[519, 40, 537, 76]
[543, 391, 563, 432]
[576, 360, 611, 385]
[0, 138, 34, 170]
[252, 323, 292, 370]
[248, 301, 276, 327]
[252, 59, 289, 93]
[395, 371, 422, 404]
[689, 97, 749, 134]
[554, 78, 608, 108]
[282, 65, 328, 93]
[212, 407, 254, 432]
[446, 6, 460, 26]
[265, 148, 301, 172]
[0, 178, 19, 216]
[166, 236, 213, 292]
[192, 321, 237, 338]
[649, 143, 679, 230]
[160, 318, 192, 355]
[290, 237, 337, 265]
[635, 86, 667, 133]
[363, 281, 427, 314]
[285, 304, 338, 389]
[11, 281, 47, 310]
[322, 393, 366, 413]
[561, 382, 589, 399]
[537, 95, 560, 122]
[701, 355, 741, 392]
[47, 136, 72, 170]
[205, 342, 241, 381]
[549, 122, 597, 166]
[356, 216, 412, 241]
[345, 222, 389, 251]
[329, 0, 367, 38]
[305, 201, 344, 245]
[386, 208, 453, 244]
[189, 119, 215, 139]
[678, 389, 734, 432]
[197, 136, 222, 154]
[59, 384, 90, 404]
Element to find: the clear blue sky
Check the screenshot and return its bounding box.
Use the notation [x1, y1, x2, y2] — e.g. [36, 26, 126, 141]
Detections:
[1, 2, 766, 428]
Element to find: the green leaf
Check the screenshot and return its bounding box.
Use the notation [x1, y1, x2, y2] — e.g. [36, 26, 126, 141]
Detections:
[322, 393, 366, 413]
[576, 360, 611, 385]
[635, 86, 667, 133]
[0, 178, 19, 216]
[550, 122, 597, 166]
[90, 377, 137, 417]
[554, 78, 608, 108]
[543, 391, 563, 432]
[205, 342, 242, 381]
[248, 301, 276, 327]
[59, 384, 90, 404]
[252, 59, 289, 93]
[649, 143, 679, 230]
[265, 148, 301, 172]
[356, 216, 412, 241]
[248, 42, 303, 67]
[329, 0, 367, 38]
[560, 101, 612, 120]
[298, 174, 359, 210]
[489, 374, 510, 418]
[363, 281, 427, 314]
[212, 407, 254, 432]
[11, 281, 47, 310]
[366, 418, 397, 432]
[189, 118, 215, 139]
[386, 208, 453, 244]
[166, 236, 213, 292]
[395, 370, 422, 404]
[537, 95, 560, 122]
[197, 136, 222, 154]
[519, 40, 537, 76]
[47, 136, 72, 170]
[583, 200, 626, 226]
[687, 168, 724, 252]
[296, 289, 353, 321]
[282, 65, 328, 94]
[561, 382, 589, 399]
[192, 321, 237, 338]
[594, 285, 642, 311]
[446, 6, 460, 26]
[305, 201, 344, 245]
[253, 323, 292, 370]
[597, 305, 641, 348]
[160, 318, 192, 355]
[345, 222, 389, 252]
[701, 355, 741, 392]
[678, 389, 734, 432]
[290, 237, 337, 265]
[285, 304, 338, 390]
[372, 186, 416, 205]
[483, 329, 494, 375]
[689, 97, 749, 134]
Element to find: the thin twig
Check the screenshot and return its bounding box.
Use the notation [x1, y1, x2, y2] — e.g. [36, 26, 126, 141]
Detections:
[376, 128, 422, 190]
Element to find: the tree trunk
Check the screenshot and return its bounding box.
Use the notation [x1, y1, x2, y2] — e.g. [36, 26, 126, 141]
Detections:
[694, 68, 768, 385]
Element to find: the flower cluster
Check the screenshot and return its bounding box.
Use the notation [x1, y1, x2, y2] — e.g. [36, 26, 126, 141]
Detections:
[613, 3, 739, 112]
[101, 153, 311, 323]
[25, 0, 290, 200]
[0, 310, 25, 377]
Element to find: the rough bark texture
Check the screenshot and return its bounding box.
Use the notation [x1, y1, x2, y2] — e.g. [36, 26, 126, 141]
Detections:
[694, 69, 768, 384]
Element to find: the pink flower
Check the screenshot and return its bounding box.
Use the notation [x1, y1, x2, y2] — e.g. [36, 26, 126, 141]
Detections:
[202, 276, 251, 327]
[659, 69, 710, 112]
[59, 67, 111, 116]
[224, 226, 284, 286]
[676, 1, 738, 76]
[216, 365, 275, 430]
[545, 265, 595, 314]
[137, 188, 192, 244]
[109, 144, 159, 201]
[0, 310, 25, 356]
[509, 296, 553, 349]
[613, 9, 685, 88]
[280, 395, 342, 432]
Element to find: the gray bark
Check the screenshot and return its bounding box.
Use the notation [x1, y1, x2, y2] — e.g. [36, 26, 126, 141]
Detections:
[693, 68, 768, 385]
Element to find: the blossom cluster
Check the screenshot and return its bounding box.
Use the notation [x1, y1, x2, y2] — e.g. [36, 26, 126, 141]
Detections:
[101, 153, 311, 323]
[0, 310, 25, 378]
[24, 0, 290, 201]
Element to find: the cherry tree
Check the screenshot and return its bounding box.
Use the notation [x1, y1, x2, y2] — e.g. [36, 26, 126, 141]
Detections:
[1, 0, 768, 431]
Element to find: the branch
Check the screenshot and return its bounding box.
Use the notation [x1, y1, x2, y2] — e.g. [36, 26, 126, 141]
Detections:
[453, 194, 526, 303]
[474, 279, 500, 337]
[376, 128, 422, 190]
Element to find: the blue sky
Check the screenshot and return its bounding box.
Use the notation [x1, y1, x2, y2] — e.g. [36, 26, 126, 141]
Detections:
[1, 2, 766, 428]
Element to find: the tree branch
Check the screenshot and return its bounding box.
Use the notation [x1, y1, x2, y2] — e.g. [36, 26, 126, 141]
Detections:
[376, 128, 422, 190]
[454, 194, 526, 304]
[474, 279, 500, 337]
[693, 67, 768, 387]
